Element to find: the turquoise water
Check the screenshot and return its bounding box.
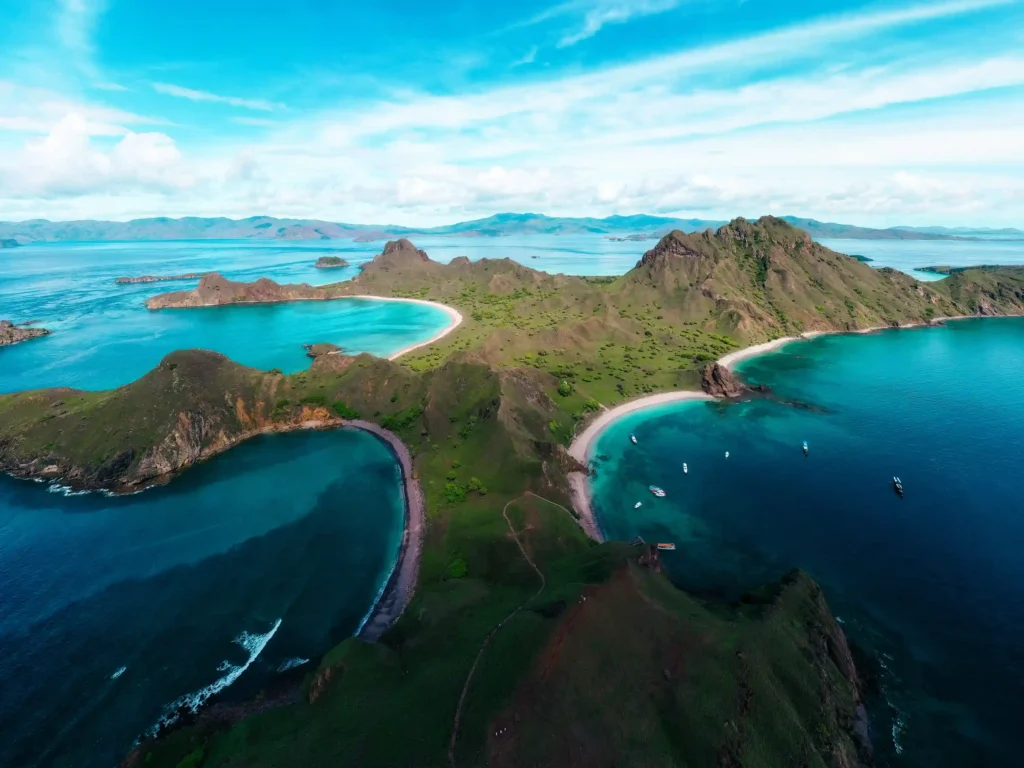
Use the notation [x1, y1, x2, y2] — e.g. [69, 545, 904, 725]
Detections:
[818, 238, 1024, 281]
[590, 318, 1024, 767]
[0, 428, 404, 768]
[0, 240, 453, 393]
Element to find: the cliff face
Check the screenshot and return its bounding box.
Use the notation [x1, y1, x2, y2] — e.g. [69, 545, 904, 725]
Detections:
[700, 362, 768, 398]
[0, 320, 49, 346]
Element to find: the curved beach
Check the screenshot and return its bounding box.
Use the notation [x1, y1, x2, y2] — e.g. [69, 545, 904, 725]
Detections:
[567, 391, 713, 542]
[347, 420, 425, 641]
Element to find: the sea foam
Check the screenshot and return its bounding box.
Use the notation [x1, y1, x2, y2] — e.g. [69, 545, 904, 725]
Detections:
[276, 657, 309, 672]
[149, 618, 282, 735]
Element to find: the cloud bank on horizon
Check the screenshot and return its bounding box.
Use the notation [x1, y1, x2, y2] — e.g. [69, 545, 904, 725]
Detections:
[0, 0, 1022, 227]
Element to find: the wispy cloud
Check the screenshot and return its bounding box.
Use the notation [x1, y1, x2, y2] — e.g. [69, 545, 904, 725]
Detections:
[511, 46, 539, 67]
[556, 0, 684, 47]
[151, 82, 284, 112]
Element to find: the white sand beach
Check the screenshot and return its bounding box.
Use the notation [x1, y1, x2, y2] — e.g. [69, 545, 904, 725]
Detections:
[335, 296, 465, 361]
[566, 390, 713, 542]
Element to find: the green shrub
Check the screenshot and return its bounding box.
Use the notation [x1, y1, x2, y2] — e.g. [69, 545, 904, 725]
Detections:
[332, 401, 360, 419]
[557, 380, 573, 397]
[467, 477, 488, 495]
[299, 394, 327, 407]
[583, 398, 600, 412]
[443, 483, 467, 504]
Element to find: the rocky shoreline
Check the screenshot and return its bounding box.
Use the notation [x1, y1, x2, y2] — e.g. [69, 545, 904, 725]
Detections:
[0, 320, 50, 347]
[114, 273, 209, 284]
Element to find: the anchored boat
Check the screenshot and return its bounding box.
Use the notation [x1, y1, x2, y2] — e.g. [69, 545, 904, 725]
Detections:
[724, 451, 730, 459]
[649, 485, 666, 498]
[634, 501, 643, 509]
[656, 543, 676, 551]
[893, 477, 904, 497]
[803, 440, 809, 456]
[683, 463, 688, 474]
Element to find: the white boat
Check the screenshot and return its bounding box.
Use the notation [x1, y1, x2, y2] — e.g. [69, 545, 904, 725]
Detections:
[649, 485, 666, 497]
[629, 433, 637, 444]
[657, 543, 676, 551]
[683, 463, 688, 474]
[724, 451, 730, 459]
[802, 440, 809, 456]
[634, 501, 642, 509]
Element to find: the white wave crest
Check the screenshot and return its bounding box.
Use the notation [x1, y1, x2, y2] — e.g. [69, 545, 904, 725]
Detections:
[46, 483, 91, 497]
[277, 657, 309, 673]
[149, 618, 282, 735]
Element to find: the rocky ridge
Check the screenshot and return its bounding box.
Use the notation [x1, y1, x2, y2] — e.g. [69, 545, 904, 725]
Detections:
[0, 320, 50, 347]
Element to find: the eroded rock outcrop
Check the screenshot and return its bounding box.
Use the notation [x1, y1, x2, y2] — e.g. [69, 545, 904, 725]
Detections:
[0, 320, 50, 346]
[700, 362, 767, 398]
[146, 273, 331, 309]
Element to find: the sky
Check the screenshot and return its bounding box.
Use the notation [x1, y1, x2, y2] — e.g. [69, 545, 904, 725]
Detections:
[0, 0, 1022, 227]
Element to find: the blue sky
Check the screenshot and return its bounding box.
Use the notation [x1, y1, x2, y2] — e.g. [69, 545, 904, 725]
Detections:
[0, 0, 1022, 225]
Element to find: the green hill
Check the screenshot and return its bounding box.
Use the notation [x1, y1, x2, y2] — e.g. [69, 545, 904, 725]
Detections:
[2, 217, 1023, 767]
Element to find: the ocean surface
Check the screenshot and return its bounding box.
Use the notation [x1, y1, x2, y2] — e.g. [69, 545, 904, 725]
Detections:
[0, 428, 405, 768]
[818, 238, 1024, 281]
[590, 317, 1024, 767]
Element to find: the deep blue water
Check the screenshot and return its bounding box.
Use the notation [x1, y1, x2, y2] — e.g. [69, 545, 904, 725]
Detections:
[0, 428, 404, 768]
[590, 318, 1024, 767]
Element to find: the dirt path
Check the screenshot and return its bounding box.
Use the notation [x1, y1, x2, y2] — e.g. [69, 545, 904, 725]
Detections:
[447, 494, 547, 768]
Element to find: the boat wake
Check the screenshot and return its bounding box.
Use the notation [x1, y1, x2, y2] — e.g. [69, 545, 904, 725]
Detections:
[148, 618, 282, 736]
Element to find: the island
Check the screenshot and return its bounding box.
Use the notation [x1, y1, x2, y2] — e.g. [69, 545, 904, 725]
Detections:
[0, 319, 50, 346]
[114, 273, 209, 284]
[0, 238, 19, 249]
[313, 255, 349, 268]
[914, 264, 1005, 276]
[3, 218, 1024, 768]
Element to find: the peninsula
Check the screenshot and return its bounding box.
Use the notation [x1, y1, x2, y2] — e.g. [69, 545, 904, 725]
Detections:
[0, 320, 50, 347]
[3, 218, 1024, 768]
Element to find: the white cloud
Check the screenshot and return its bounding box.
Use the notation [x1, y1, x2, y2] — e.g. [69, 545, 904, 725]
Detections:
[4, 113, 193, 197]
[556, 0, 683, 47]
[511, 46, 539, 67]
[152, 82, 284, 112]
[55, 0, 107, 76]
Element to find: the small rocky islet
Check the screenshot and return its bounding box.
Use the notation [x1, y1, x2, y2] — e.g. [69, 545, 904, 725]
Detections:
[313, 255, 349, 268]
[0, 320, 50, 347]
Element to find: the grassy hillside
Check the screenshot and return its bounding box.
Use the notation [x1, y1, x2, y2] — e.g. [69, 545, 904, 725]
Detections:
[132, 499, 867, 768]
[2, 217, 1022, 767]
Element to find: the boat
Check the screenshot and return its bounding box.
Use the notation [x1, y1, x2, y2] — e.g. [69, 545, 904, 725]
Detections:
[649, 485, 666, 497]
[803, 440, 809, 456]
[629, 433, 637, 445]
[634, 501, 642, 509]
[656, 543, 676, 551]
[724, 451, 730, 459]
[893, 476, 904, 497]
[683, 463, 688, 474]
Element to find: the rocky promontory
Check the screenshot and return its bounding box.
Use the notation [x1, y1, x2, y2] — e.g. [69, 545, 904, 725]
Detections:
[700, 362, 769, 398]
[115, 273, 209, 285]
[303, 342, 341, 359]
[0, 320, 50, 347]
[146, 273, 332, 309]
[314, 256, 348, 268]
[0, 238, 20, 249]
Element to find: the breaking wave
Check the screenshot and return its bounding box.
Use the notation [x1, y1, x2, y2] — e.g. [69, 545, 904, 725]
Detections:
[276, 657, 309, 673]
[149, 618, 282, 736]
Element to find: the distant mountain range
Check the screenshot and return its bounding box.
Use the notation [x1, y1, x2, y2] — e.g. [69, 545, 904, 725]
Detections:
[1, 213, 1020, 244]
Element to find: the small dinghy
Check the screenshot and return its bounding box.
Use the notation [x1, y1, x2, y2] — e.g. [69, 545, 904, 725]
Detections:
[629, 433, 637, 445]
[634, 501, 643, 509]
[683, 463, 688, 474]
[649, 485, 666, 498]
[893, 477, 904, 497]
[802, 440, 809, 456]
[657, 543, 676, 551]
